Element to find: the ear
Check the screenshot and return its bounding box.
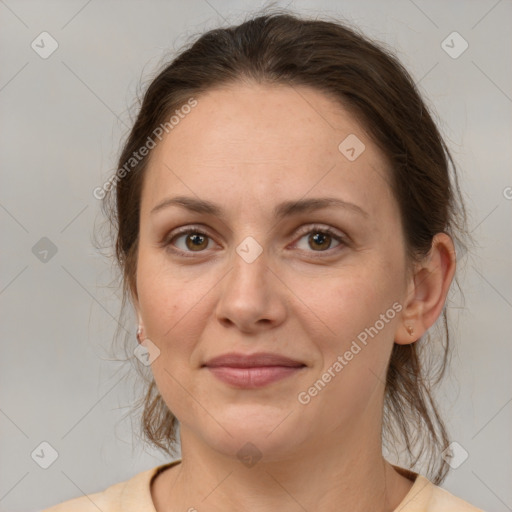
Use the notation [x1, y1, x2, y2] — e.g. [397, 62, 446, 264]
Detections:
[395, 233, 456, 344]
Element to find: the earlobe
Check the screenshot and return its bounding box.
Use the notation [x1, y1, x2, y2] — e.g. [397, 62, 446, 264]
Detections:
[136, 324, 145, 344]
[130, 287, 145, 341]
[134, 302, 144, 336]
[395, 321, 418, 345]
[395, 233, 456, 345]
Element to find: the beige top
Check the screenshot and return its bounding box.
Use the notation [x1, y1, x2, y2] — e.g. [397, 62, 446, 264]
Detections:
[41, 460, 485, 511]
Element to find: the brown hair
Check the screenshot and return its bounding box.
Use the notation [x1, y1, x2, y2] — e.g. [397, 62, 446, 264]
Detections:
[100, 9, 469, 484]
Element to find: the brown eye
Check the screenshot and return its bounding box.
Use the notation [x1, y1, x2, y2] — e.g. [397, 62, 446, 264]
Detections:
[294, 227, 344, 253]
[166, 229, 214, 254]
[164, 224, 346, 258]
[308, 231, 333, 251]
[184, 232, 209, 251]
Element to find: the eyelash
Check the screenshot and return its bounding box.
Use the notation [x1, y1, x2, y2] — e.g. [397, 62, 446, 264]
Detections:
[161, 224, 348, 259]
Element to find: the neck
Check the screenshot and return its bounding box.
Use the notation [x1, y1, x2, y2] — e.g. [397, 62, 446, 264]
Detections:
[154, 420, 413, 512]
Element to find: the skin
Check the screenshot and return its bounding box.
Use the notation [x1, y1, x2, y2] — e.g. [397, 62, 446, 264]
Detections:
[131, 83, 456, 512]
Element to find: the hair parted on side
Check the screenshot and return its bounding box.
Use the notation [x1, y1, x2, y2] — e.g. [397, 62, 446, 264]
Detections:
[98, 8, 470, 485]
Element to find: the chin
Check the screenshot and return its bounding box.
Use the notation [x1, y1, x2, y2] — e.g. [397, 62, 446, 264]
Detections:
[195, 407, 306, 462]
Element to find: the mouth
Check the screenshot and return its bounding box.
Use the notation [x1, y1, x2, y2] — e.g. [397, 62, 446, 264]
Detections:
[204, 365, 306, 389]
[202, 352, 306, 389]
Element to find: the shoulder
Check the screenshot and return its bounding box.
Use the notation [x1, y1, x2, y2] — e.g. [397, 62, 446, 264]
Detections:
[40, 463, 174, 512]
[427, 483, 486, 512]
[395, 472, 486, 512]
[40, 478, 127, 512]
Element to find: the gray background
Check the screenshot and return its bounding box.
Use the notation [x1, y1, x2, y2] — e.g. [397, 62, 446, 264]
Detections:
[1, 1, 511, 511]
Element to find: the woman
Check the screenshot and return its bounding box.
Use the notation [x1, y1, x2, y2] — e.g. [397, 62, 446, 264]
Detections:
[43, 10, 484, 512]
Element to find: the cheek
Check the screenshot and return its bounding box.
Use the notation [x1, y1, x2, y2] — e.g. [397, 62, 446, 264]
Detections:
[136, 251, 199, 354]
[295, 268, 400, 423]
[303, 263, 398, 335]
[136, 260, 208, 414]
[137, 245, 200, 319]
[135, 253, 223, 425]
[298, 261, 402, 383]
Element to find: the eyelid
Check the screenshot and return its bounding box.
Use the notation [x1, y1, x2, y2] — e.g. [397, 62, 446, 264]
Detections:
[289, 223, 348, 255]
[160, 224, 217, 256]
[162, 223, 349, 257]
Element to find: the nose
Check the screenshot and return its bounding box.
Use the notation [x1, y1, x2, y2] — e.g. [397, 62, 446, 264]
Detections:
[215, 246, 287, 334]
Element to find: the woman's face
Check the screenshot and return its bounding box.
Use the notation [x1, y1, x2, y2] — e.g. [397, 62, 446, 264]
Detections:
[134, 83, 411, 460]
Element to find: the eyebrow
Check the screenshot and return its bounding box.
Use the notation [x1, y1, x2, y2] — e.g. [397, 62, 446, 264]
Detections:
[150, 195, 368, 220]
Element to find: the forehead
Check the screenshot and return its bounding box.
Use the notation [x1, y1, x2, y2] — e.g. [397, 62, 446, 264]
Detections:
[140, 83, 394, 220]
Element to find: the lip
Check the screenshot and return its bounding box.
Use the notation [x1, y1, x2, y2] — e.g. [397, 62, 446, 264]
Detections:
[203, 352, 305, 368]
[202, 352, 306, 389]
